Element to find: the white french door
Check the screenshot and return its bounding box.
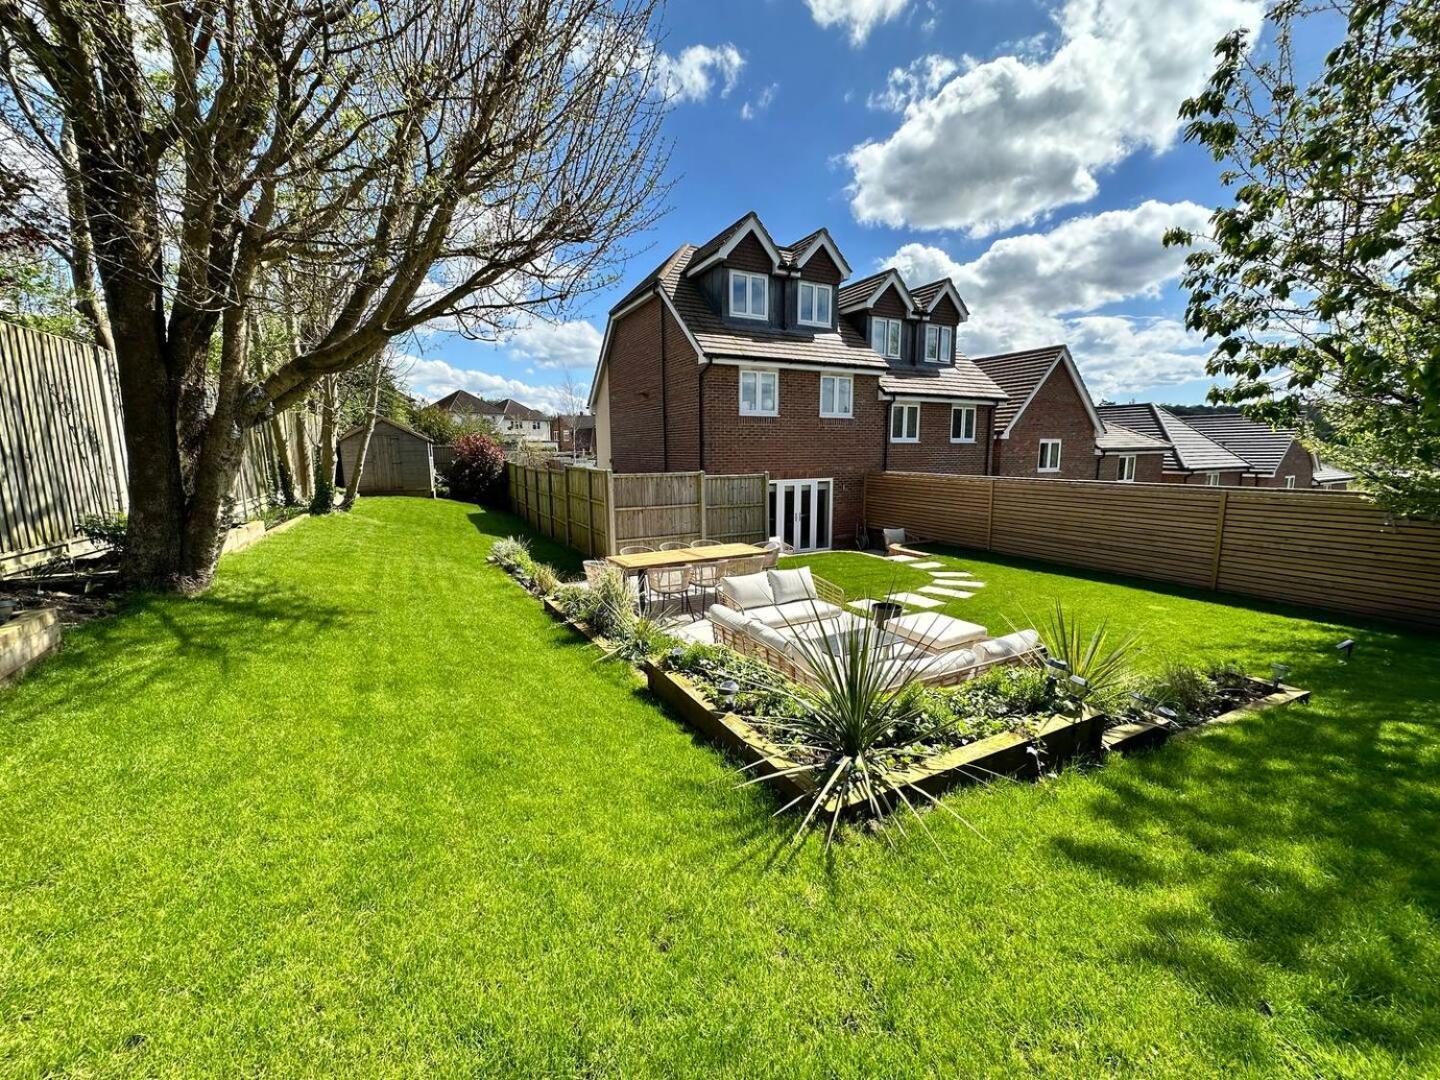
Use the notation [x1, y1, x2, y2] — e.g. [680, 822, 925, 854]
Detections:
[768, 479, 833, 552]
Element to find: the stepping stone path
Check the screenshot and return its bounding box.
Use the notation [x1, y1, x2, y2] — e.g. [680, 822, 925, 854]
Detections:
[888, 592, 944, 609]
[929, 571, 973, 579]
[888, 554, 918, 563]
[908, 561, 943, 569]
[918, 585, 975, 600]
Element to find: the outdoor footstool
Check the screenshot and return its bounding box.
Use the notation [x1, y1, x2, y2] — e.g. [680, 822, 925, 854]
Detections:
[884, 613, 987, 653]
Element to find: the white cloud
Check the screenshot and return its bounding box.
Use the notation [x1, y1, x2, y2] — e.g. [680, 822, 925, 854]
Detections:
[884, 200, 1215, 397]
[657, 44, 745, 102]
[505, 320, 604, 370]
[867, 54, 957, 113]
[399, 357, 587, 415]
[846, 0, 1263, 235]
[805, 0, 911, 46]
[740, 83, 779, 121]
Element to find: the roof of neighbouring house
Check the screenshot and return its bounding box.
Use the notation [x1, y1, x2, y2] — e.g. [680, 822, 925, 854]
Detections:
[430, 389, 500, 415]
[1098, 404, 1252, 473]
[1313, 459, 1355, 485]
[1096, 422, 1172, 453]
[1179, 412, 1300, 477]
[489, 398, 547, 421]
[971, 345, 1103, 438]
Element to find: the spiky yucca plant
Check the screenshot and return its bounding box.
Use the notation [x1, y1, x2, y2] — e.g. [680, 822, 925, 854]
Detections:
[738, 608, 969, 850]
[1036, 601, 1140, 711]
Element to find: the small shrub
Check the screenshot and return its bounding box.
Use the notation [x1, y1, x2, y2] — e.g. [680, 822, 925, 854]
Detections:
[1146, 661, 1215, 718]
[76, 512, 127, 553]
[948, 664, 1058, 721]
[446, 432, 506, 504]
[530, 562, 561, 597]
[606, 615, 677, 664]
[585, 567, 636, 639]
[489, 535, 531, 570]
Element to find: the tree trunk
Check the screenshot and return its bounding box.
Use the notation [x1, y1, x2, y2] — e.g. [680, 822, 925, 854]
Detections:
[292, 408, 314, 504]
[339, 357, 384, 512]
[310, 376, 339, 513]
[60, 125, 114, 355]
[269, 413, 297, 505]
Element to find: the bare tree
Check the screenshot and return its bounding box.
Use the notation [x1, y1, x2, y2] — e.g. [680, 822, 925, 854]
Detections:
[339, 352, 388, 512]
[0, 0, 668, 591]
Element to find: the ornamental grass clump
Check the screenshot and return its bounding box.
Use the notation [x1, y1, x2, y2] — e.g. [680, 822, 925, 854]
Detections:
[1036, 601, 1141, 713]
[489, 535, 531, 572]
[530, 563, 561, 598]
[738, 611, 971, 850]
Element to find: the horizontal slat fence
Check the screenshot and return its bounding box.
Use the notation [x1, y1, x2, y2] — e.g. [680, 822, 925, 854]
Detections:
[866, 471, 1440, 630]
[506, 463, 767, 557]
[1, 319, 319, 575]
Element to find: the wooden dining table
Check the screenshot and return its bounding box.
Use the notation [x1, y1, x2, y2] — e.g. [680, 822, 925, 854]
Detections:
[605, 542, 768, 573]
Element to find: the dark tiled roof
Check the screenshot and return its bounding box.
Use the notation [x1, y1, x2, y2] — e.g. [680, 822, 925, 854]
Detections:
[880, 362, 1007, 401]
[1096, 421, 1170, 453]
[971, 346, 1068, 433]
[909, 280, 946, 309]
[779, 227, 826, 266]
[431, 389, 500, 415]
[1313, 460, 1354, 485]
[1181, 413, 1298, 476]
[836, 270, 891, 311]
[651, 244, 890, 369]
[491, 398, 547, 421]
[1098, 404, 1251, 473]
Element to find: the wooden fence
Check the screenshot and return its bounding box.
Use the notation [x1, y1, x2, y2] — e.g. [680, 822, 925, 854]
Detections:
[1, 320, 318, 575]
[865, 471, 1440, 629]
[507, 463, 768, 557]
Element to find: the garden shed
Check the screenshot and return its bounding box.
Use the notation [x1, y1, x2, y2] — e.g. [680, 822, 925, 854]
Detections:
[337, 416, 435, 497]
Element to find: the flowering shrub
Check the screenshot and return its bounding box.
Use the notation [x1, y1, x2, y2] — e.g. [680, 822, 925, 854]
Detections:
[445, 432, 506, 503]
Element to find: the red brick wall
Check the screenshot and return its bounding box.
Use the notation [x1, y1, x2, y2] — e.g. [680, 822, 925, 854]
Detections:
[1254, 440, 1314, 488]
[1166, 470, 1247, 486]
[1096, 452, 1166, 482]
[605, 297, 701, 473]
[992, 365, 1099, 479]
[886, 402, 992, 475]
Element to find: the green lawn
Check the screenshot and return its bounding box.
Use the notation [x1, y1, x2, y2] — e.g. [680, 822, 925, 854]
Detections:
[2, 498, 1436, 1077]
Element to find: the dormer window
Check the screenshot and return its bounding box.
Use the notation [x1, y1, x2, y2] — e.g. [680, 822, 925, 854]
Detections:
[924, 324, 953, 364]
[729, 270, 768, 320]
[871, 317, 903, 359]
[798, 282, 832, 328]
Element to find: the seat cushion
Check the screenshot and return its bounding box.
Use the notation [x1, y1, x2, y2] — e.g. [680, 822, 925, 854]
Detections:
[707, 604, 751, 635]
[719, 570, 775, 611]
[975, 629, 1041, 661]
[913, 648, 979, 679]
[767, 567, 817, 606]
[748, 599, 842, 628]
[885, 613, 988, 651]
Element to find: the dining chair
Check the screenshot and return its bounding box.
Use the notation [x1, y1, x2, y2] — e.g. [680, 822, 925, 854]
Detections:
[689, 560, 724, 612]
[723, 555, 766, 577]
[645, 564, 695, 619]
[619, 544, 654, 555]
[583, 559, 608, 587]
[689, 539, 722, 548]
[659, 541, 691, 551]
[760, 539, 785, 569]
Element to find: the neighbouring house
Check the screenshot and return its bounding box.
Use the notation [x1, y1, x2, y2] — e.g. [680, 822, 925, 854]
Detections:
[337, 416, 435, 497]
[1312, 460, 1354, 490]
[972, 346, 1113, 480]
[553, 413, 597, 456]
[1097, 404, 1254, 486]
[1095, 422, 1172, 482]
[431, 390, 553, 443]
[588, 212, 1008, 549]
[1180, 413, 1320, 489]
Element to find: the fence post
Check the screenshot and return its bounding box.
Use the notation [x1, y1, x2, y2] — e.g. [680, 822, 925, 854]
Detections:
[1209, 490, 1228, 590]
[556, 466, 569, 544]
[697, 471, 708, 540]
[605, 469, 617, 556]
[985, 478, 996, 550]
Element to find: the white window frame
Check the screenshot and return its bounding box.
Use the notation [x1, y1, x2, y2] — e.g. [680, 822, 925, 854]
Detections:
[819, 374, 853, 419]
[1284, 474, 1296, 488]
[924, 324, 954, 365]
[872, 317, 903, 359]
[949, 405, 976, 443]
[1116, 454, 1136, 482]
[889, 402, 920, 443]
[738, 368, 778, 417]
[1037, 439, 1062, 473]
[798, 282, 832, 328]
[729, 270, 769, 321]
[1204, 471, 1221, 486]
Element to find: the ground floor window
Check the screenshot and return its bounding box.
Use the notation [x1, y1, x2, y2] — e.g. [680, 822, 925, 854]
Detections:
[950, 405, 976, 443]
[1204, 472, 1221, 486]
[768, 478, 833, 552]
[1038, 439, 1062, 472]
[890, 403, 919, 443]
[1284, 475, 1296, 488]
[1116, 454, 1136, 482]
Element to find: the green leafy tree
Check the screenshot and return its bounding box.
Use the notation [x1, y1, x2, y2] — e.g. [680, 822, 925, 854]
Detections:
[1165, 0, 1440, 514]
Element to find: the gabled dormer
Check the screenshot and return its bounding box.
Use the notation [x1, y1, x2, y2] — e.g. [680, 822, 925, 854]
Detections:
[910, 278, 970, 366]
[838, 269, 921, 364]
[685, 211, 784, 328]
[779, 228, 851, 334]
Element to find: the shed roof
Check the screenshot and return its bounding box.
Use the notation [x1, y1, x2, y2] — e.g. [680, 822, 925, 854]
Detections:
[338, 414, 433, 444]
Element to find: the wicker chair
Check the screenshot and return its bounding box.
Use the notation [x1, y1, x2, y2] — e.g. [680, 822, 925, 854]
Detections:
[689, 539, 722, 547]
[659, 541, 691, 552]
[689, 559, 725, 610]
[619, 544, 654, 555]
[760, 539, 785, 569]
[645, 564, 695, 619]
[722, 554, 766, 576]
[583, 559, 608, 587]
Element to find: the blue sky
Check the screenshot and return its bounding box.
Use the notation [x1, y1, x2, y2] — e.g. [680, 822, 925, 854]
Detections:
[403, 0, 1290, 414]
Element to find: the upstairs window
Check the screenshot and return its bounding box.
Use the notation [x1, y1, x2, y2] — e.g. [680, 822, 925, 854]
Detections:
[889, 403, 919, 443]
[1038, 439, 1062, 472]
[730, 270, 769, 320]
[950, 405, 976, 443]
[739, 369, 778, 416]
[872, 317, 903, 359]
[819, 374, 852, 418]
[924, 324, 954, 364]
[798, 282, 832, 328]
[1116, 454, 1136, 482]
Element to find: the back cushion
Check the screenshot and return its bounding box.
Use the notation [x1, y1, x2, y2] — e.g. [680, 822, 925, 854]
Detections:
[768, 567, 817, 606]
[720, 570, 775, 611]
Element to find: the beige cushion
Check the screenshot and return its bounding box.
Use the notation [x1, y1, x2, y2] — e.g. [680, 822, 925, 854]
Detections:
[885, 613, 987, 651]
[708, 604, 750, 634]
[720, 570, 775, 611]
[913, 648, 979, 679]
[767, 567, 817, 606]
[748, 599, 842, 628]
[976, 629, 1041, 661]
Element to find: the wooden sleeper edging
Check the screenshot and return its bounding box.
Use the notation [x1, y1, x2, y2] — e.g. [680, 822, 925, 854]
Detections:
[0, 608, 61, 683]
[1102, 677, 1311, 754]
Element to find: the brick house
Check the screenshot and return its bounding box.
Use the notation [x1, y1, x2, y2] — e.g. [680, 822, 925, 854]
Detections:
[1098, 404, 1253, 485]
[553, 413, 596, 456]
[1181, 413, 1316, 489]
[589, 212, 1007, 549]
[432, 391, 552, 443]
